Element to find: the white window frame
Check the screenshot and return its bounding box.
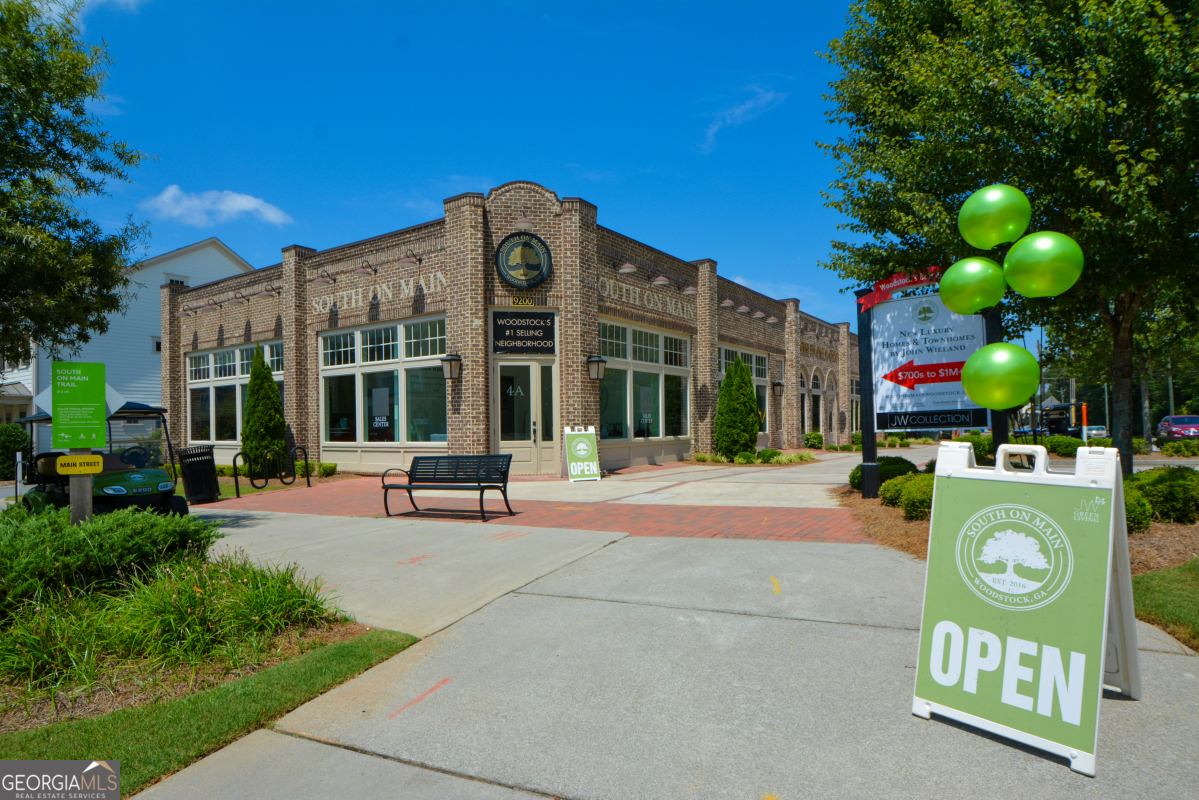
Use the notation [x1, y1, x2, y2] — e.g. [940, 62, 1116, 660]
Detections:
[317, 315, 448, 447]
[599, 317, 691, 442]
[185, 341, 284, 444]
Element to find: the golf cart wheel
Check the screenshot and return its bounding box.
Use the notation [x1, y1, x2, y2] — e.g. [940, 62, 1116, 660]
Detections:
[170, 495, 189, 516]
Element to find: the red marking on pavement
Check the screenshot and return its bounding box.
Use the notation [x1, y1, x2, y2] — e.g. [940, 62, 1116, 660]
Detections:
[882, 360, 965, 390]
[485, 530, 533, 542]
[398, 555, 436, 565]
[388, 677, 452, 719]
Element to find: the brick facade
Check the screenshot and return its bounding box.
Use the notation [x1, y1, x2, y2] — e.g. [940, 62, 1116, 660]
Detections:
[162, 180, 858, 473]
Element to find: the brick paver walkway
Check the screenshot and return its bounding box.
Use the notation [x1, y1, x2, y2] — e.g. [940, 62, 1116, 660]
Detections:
[207, 477, 870, 543]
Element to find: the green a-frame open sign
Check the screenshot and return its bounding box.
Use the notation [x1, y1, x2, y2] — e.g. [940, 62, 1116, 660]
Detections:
[913, 442, 1140, 776]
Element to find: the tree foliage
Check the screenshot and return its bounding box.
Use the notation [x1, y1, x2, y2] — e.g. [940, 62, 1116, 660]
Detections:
[713, 357, 760, 459]
[820, 0, 1199, 472]
[0, 0, 147, 366]
[240, 346, 286, 477]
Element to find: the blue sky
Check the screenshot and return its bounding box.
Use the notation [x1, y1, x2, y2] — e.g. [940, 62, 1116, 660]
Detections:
[75, 0, 863, 327]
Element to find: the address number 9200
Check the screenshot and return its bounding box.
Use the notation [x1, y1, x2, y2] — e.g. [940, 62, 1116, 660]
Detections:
[511, 295, 534, 307]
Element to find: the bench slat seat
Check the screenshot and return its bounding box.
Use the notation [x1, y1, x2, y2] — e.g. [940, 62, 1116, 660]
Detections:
[382, 454, 514, 521]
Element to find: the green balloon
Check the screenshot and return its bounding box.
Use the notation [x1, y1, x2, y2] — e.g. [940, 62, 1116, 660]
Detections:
[1003, 231, 1084, 298]
[961, 343, 1040, 411]
[939, 258, 1006, 315]
[958, 184, 1031, 250]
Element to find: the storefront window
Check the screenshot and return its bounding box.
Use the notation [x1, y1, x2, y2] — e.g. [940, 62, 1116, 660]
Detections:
[324, 375, 357, 442]
[632, 330, 659, 364]
[599, 323, 627, 360]
[406, 367, 447, 442]
[189, 387, 209, 441]
[405, 319, 446, 358]
[756, 384, 767, 433]
[362, 326, 398, 363]
[214, 385, 237, 441]
[664, 336, 689, 368]
[363, 370, 398, 442]
[240, 347, 255, 375]
[811, 393, 821, 432]
[189, 355, 209, 381]
[268, 343, 284, 372]
[633, 371, 659, 438]
[323, 333, 355, 367]
[664, 374, 688, 436]
[600, 367, 627, 440]
[214, 351, 236, 378]
[754, 355, 767, 380]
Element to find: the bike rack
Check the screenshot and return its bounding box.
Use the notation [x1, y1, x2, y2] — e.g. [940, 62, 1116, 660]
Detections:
[231, 446, 312, 498]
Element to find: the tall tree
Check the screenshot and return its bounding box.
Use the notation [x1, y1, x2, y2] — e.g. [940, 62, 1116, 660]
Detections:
[0, 0, 147, 367]
[241, 345, 286, 477]
[820, 0, 1198, 473]
[713, 358, 760, 459]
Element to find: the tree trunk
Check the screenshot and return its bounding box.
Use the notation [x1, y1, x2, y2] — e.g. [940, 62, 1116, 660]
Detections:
[1139, 356, 1153, 451]
[1110, 321, 1136, 475]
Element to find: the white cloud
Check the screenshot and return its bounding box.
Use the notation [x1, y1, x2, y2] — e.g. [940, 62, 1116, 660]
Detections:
[38, 0, 148, 29]
[701, 86, 787, 153]
[85, 94, 124, 116]
[140, 185, 293, 227]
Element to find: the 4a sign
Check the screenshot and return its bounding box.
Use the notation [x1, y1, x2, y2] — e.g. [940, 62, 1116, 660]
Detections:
[564, 426, 600, 482]
[913, 442, 1140, 776]
[51, 362, 107, 448]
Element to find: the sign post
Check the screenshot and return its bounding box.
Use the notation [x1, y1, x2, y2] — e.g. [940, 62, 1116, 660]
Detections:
[52, 362, 107, 526]
[564, 426, 601, 482]
[912, 441, 1139, 776]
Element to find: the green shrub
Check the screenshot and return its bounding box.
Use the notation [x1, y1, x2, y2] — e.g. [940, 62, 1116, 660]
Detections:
[1086, 437, 1112, 448]
[879, 472, 920, 507]
[893, 431, 907, 441]
[693, 452, 709, 462]
[899, 473, 936, 520]
[1124, 486, 1153, 534]
[922, 458, 937, 474]
[241, 346, 287, 479]
[1133, 438, 1150, 455]
[734, 452, 758, 465]
[1043, 435, 1086, 458]
[851, 431, 862, 445]
[912, 436, 937, 445]
[0, 506, 222, 615]
[757, 449, 782, 463]
[854, 444, 863, 451]
[804, 432, 823, 449]
[899, 441, 911, 448]
[714, 358, 759, 460]
[953, 434, 993, 456]
[776, 452, 815, 464]
[0, 424, 33, 481]
[1126, 466, 1199, 524]
[849, 455, 918, 491]
[1162, 440, 1199, 458]
[840, 444, 853, 451]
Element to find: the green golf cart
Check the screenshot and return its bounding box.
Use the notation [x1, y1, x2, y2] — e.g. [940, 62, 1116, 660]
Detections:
[16, 402, 188, 516]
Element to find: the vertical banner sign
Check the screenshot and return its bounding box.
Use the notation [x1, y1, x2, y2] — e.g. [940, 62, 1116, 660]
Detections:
[913, 442, 1140, 776]
[871, 294, 987, 431]
[564, 426, 601, 482]
[51, 363, 106, 449]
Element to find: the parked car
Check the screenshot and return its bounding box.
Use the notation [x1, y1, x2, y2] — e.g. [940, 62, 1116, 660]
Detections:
[1157, 415, 1199, 441]
[1084, 426, 1107, 439]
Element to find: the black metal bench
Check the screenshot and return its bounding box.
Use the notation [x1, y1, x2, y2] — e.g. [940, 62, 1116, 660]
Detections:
[382, 454, 514, 521]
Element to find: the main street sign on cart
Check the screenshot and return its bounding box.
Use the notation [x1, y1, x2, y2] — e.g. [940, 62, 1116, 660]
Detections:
[870, 294, 986, 432]
[51, 362, 107, 449]
[913, 442, 1140, 776]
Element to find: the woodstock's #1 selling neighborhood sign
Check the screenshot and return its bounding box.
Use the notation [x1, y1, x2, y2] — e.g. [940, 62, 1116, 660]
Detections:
[870, 294, 987, 431]
[913, 442, 1141, 776]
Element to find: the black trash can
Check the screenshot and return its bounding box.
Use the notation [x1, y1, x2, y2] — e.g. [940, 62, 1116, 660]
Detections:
[178, 445, 220, 504]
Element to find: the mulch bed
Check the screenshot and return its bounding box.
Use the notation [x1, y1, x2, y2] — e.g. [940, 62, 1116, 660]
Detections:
[0, 620, 372, 734]
[835, 485, 1199, 575]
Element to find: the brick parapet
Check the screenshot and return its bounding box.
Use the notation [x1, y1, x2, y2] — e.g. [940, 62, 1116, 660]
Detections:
[445, 193, 489, 454]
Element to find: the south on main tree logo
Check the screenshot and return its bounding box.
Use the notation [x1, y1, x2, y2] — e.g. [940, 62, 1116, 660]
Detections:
[572, 438, 592, 459]
[955, 504, 1073, 611]
[1074, 495, 1106, 523]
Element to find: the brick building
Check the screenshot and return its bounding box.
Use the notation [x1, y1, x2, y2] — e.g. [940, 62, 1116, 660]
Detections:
[161, 181, 860, 474]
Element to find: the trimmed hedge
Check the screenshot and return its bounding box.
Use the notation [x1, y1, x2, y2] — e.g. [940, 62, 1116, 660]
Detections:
[804, 432, 823, 449]
[1163, 440, 1199, 457]
[849, 456, 918, 491]
[0, 506, 221, 616]
[1126, 466, 1199, 524]
[1125, 486, 1153, 534]
[757, 449, 782, 463]
[734, 452, 757, 464]
[879, 472, 920, 507]
[851, 431, 862, 445]
[0, 424, 32, 481]
[899, 473, 935, 520]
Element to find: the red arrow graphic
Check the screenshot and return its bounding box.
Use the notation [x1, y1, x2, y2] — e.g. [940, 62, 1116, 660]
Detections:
[882, 360, 966, 390]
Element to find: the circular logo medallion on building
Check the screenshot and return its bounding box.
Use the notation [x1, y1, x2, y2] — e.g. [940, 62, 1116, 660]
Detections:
[955, 504, 1073, 611]
[911, 299, 939, 325]
[495, 232, 553, 290]
[572, 438, 592, 459]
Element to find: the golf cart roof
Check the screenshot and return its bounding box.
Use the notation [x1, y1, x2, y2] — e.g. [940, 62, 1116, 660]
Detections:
[14, 401, 168, 425]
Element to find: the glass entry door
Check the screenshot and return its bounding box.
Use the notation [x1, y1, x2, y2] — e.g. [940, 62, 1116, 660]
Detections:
[495, 361, 557, 474]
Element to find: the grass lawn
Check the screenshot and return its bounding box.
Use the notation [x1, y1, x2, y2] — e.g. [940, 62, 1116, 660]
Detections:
[1132, 557, 1199, 651]
[0, 628, 417, 796]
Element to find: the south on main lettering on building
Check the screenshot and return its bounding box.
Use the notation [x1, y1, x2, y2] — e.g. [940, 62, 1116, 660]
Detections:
[913, 442, 1137, 777]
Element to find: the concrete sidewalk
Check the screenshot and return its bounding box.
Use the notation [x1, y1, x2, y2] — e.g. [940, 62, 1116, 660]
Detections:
[141, 534, 1198, 799]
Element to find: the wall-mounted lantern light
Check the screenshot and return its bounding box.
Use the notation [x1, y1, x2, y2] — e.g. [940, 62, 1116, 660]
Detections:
[440, 353, 463, 380]
[772, 381, 785, 398]
[766, 316, 779, 324]
[227, 292, 250, 306]
[175, 305, 196, 318]
[310, 270, 336, 285]
[199, 299, 222, 313]
[752, 310, 765, 319]
[398, 249, 421, 268]
[682, 285, 698, 295]
[256, 285, 281, 298]
[587, 355, 607, 381]
[736, 305, 750, 314]
[514, 215, 536, 232]
[720, 298, 735, 307]
[651, 275, 671, 287]
[617, 262, 638, 274]
[353, 260, 377, 276]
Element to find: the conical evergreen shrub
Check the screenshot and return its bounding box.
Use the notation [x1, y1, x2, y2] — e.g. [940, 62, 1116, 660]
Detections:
[713, 357, 759, 460]
[241, 345, 287, 478]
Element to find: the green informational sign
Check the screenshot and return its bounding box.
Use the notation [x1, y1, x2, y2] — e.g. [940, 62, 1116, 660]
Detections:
[51, 362, 107, 449]
[913, 442, 1138, 777]
[564, 426, 601, 482]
